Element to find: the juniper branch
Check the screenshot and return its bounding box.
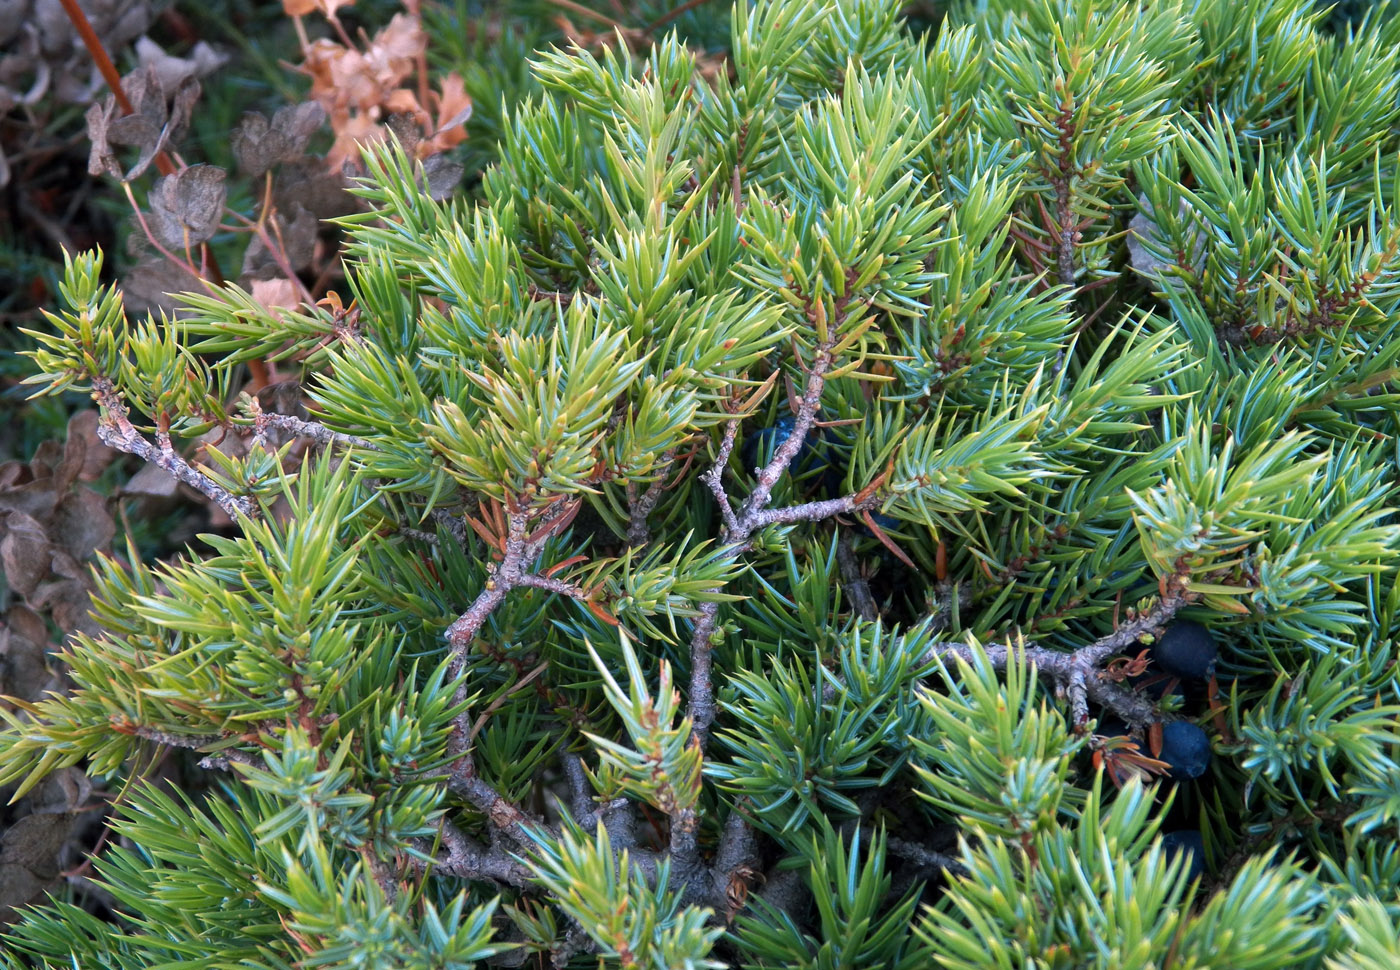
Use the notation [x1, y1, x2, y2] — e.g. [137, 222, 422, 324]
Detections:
[916, 592, 1191, 728]
[445, 741, 550, 847]
[92, 378, 257, 520]
[627, 448, 677, 546]
[687, 319, 845, 746]
[250, 404, 377, 450]
[421, 821, 536, 889]
[133, 726, 262, 770]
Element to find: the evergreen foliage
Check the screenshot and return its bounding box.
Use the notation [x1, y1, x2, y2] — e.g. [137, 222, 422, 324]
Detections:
[6, 0, 1400, 966]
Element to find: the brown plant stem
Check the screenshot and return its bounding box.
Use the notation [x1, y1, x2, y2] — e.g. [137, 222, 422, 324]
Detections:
[647, 0, 718, 32]
[92, 379, 257, 521]
[250, 404, 376, 451]
[420, 821, 535, 888]
[918, 590, 1192, 729]
[626, 449, 678, 546]
[687, 307, 854, 746]
[59, 0, 227, 293]
[132, 726, 262, 770]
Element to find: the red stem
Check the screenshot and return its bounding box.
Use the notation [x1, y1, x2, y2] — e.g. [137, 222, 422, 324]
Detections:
[57, 0, 226, 288]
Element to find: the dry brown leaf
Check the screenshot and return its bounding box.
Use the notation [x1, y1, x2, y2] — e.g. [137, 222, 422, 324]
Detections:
[119, 257, 203, 318]
[370, 13, 427, 71]
[242, 204, 319, 279]
[124, 462, 180, 498]
[147, 164, 228, 250]
[62, 411, 118, 484]
[1, 513, 51, 598]
[0, 473, 56, 519]
[52, 489, 114, 561]
[0, 813, 75, 919]
[326, 112, 382, 173]
[0, 607, 52, 705]
[232, 101, 326, 177]
[422, 71, 471, 156]
[421, 153, 463, 200]
[294, 9, 462, 173]
[250, 278, 301, 316]
[272, 158, 353, 219]
[134, 36, 228, 95]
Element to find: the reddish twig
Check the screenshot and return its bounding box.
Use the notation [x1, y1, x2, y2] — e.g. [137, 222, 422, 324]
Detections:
[58, 0, 226, 289]
[647, 0, 718, 32]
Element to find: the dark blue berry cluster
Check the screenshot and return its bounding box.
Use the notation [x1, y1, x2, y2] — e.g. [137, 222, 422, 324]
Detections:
[1158, 720, 1212, 780]
[1150, 620, 1218, 680]
[1161, 829, 1205, 883]
[741, 414, 844, 496]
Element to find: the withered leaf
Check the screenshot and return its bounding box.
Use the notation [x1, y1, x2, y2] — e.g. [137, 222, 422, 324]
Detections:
[271, 100, 326, 152]
[86, 67, 203, 181]
[165, 76, 202, 146]
[241, 203, 319, 280]
[0, 471, 57, 519]
[52, 489, 114, 561]
[0, 813, 79, 918]
[56, 415, 89, 493]
[231, 110, 272, 175]
[29, 440, 61, 479]
[30, 576, 95, 635]
[126, 75, 201, 180]
[272, 157, 353, 219]
[1, 512, 52, 598]
[105, 66, 167, 178]
[0, 1, 29, 50]
[124, 461, 180, 498]
[0, 606, 52, 703]
[120, 257, 203, 318]
[60, 411, 117, 484]
[232, 101, 326, 177]
[135, 36, 228, 95]
[422, 153, 463, 201]
[148, 164, 227, 250]
[3, 603, 46, 646]
[385, 111, 421, 154]
[85, 99, 121, 178]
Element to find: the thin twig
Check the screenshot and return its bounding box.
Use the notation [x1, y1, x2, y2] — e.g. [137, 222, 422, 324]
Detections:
[445, 508, 531, 659]
[749, 492, 879, 529]
[886, 834, 968, 878]
[518, 574, 587, 598]
[700, 419, 742, 538]
[917, 592, 1191, 729]
[419, 821, 536, 888]
[445, 743, 550, 848]
[251, 403, 377, 450]
[92, 379, 256, 521]
[686, 319, 844, 745]
[647, 0, 717, 32]
[133, 726, 262, 770]
[627, 449, 678, 546]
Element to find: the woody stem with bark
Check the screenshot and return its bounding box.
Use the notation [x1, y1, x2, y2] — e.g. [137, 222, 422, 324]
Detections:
[917, 590, 1193, 730]
[687, 317, 852, 746]
[444, 507, 532, 679]
[91, 379, 257, 521]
